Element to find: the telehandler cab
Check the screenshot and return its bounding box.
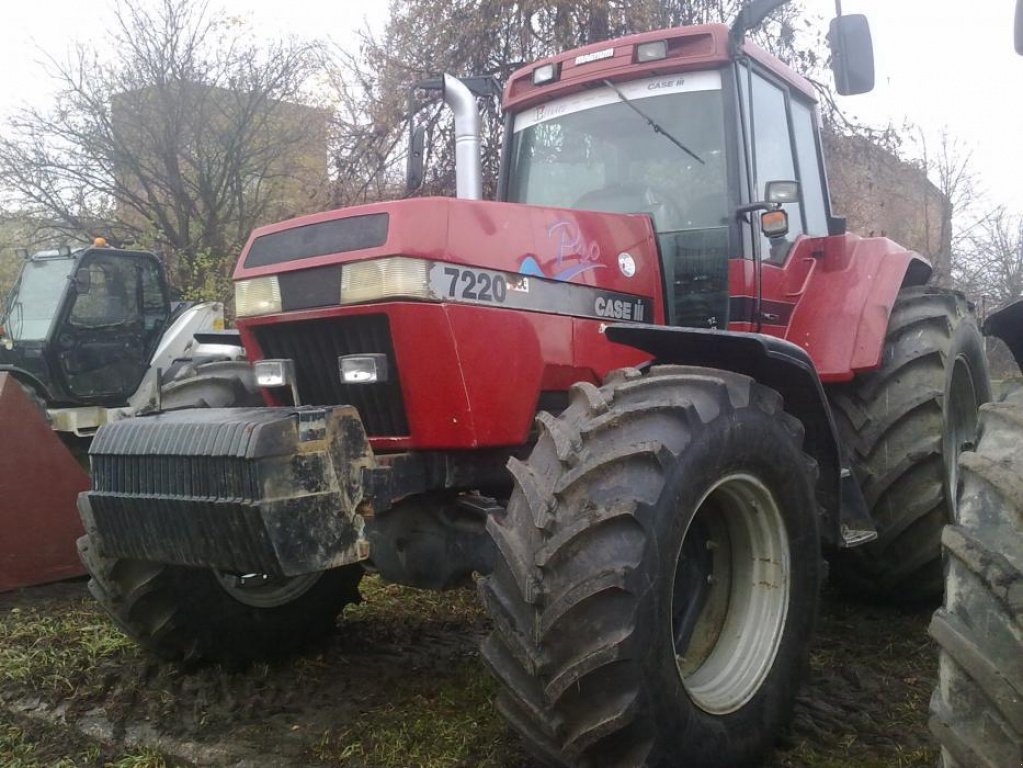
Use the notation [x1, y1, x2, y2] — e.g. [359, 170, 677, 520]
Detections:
[78, 2, 989, 765]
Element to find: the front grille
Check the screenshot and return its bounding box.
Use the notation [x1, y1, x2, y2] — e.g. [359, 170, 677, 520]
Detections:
[253, 314, 408, 436]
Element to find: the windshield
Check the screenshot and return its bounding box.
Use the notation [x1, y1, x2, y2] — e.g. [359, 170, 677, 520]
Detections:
[1, 257, 75, 341]
[507, 71, 732, 328]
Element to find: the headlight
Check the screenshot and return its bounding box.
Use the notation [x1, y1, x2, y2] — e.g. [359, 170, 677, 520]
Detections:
[340, 257, 430, 305]
[235, 276, 282, 317]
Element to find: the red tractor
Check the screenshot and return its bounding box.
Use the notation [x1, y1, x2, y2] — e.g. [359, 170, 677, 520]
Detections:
[78, 2, 990, 765]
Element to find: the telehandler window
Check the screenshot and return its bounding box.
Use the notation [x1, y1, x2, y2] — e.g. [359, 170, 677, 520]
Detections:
[69, 256, 140, 328]
[1, 258, 74, 341]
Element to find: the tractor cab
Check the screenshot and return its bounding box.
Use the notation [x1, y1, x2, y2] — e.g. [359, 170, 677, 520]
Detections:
[0, 243, 171, 406]
[499, 13, 874, 332]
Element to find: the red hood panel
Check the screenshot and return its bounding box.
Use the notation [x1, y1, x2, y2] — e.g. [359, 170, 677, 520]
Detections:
[234, 198, 661, 299]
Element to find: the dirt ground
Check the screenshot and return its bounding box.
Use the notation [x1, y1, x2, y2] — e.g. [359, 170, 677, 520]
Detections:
[0, 575, 938, 768]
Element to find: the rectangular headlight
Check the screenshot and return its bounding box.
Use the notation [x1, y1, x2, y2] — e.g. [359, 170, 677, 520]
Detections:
[636, 41, 668, 62]
[340, 257, 430, 305]
[235, 276, 282, 317]
[339, 354, 389, 384]
[253, 359, 294, 388]
[532, 63, 559, 85]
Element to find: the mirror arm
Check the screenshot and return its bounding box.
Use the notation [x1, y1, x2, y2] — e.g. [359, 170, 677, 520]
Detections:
[736, 201, 781, 220]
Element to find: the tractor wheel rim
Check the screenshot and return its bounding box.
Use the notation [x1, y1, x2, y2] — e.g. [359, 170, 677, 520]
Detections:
[945, 355, 979, 522]
[671, 473, 791, 715]
[215, 570, 321, 608]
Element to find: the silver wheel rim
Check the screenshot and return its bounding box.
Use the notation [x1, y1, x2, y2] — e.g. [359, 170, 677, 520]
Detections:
[215, 571, 321, 608]
[671, 473, 791, 715]
[945, 355, 979, 522]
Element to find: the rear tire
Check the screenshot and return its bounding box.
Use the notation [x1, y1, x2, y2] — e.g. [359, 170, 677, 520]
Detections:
[479, 366, 821, 767]
[929, 381, 1023, 767]
[828, 287, 989, 601]
[78, 533, 362, 663]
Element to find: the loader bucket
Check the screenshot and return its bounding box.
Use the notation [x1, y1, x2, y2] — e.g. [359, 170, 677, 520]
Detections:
[0, 373, 88, 592]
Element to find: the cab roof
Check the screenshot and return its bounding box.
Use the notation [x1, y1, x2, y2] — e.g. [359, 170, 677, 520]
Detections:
[503, 23, 815, 112]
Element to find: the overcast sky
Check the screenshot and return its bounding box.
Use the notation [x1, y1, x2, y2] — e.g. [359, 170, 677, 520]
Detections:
[1, 0, 1020, 214]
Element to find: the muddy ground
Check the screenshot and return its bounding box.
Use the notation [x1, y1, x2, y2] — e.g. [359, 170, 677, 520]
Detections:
[0, 575, 937, 767]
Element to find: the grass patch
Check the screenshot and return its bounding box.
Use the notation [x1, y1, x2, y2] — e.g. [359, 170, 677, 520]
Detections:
[0, 711, 170, 768]
[307, 660, 526, 768]
[0, 598, 137, 696]
[346, 577, 487, 626]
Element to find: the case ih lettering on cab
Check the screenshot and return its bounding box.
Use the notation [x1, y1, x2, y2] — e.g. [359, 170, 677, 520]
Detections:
[78, 2, 990, 766]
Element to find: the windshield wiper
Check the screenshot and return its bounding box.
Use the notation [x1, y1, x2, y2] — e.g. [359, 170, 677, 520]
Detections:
[602, 79, 705, 165]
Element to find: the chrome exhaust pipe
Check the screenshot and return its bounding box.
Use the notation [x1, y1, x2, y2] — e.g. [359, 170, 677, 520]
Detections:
[442, 74, 483, 200]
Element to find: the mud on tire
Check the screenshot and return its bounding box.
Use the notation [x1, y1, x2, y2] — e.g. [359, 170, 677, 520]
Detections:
[479, 366, 821, 767]
[828, 286, 989, 602]
[78, 529, 362, 663]
[929, 381, 1023, 767]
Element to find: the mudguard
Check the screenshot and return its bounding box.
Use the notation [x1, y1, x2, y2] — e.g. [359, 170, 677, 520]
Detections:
[774, 234, 932, 381]
[606, 324, 874, 548]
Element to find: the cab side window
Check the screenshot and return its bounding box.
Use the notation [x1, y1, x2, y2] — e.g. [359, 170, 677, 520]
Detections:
[741, 71, 800, 259]
[69, 257, 139, 327]
[790, 99, 828, 236]
[140, 258, 168, 333]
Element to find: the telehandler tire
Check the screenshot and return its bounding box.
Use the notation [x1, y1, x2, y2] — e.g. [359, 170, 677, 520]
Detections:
[828, 287, 989, 602]
[929, 381, 1023, 768]
[78, 534, 362, 663]
[479, 366, 820, 768]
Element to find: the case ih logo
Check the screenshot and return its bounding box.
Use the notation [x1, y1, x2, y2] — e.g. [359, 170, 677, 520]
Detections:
[574, 47, 614, 65]
[518, 218, 605, 281]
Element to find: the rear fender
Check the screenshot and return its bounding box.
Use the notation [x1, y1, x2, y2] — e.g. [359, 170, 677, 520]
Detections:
[780, 235, 931, 381]
[983, 299, 1023, 372]
[606, 324, 862, 548]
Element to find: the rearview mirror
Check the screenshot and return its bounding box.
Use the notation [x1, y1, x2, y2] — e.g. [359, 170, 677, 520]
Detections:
[761, 209, 789, 239]
[74, 268, 91, 295]
[829, 14, 875, 95]
[765, 180, 799, 205]
[406, 123, 426, 193]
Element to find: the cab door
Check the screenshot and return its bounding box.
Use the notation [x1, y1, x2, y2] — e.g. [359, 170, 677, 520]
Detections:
[731, 62, 833, 333]
[56, 251, 167, 404]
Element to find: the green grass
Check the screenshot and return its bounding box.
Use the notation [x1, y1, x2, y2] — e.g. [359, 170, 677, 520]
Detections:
[0, 598, 137, 695]
[307, 662, 522, 768]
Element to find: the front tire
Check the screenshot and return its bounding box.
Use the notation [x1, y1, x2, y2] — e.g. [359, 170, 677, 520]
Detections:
[78, 533, 362, 662]
[929, 382, 1023, 767]
[479, 366, 821, 767]
[828, 287, 989, 601]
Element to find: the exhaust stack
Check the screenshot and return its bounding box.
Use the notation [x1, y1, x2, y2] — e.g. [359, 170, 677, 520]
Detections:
[442, 74, 483, 200]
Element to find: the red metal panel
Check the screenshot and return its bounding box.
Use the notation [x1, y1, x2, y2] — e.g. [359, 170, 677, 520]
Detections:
[235, 198, 665, 450]
[235, 198, 663, 297]
[0, 373, 87, 592]
[758, 234, 928, 382]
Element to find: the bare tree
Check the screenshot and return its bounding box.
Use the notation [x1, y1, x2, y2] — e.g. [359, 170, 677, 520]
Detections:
[954, 208, 1023, 306]
[0, 0, 327, 299]
[915, 128, 988, 288]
